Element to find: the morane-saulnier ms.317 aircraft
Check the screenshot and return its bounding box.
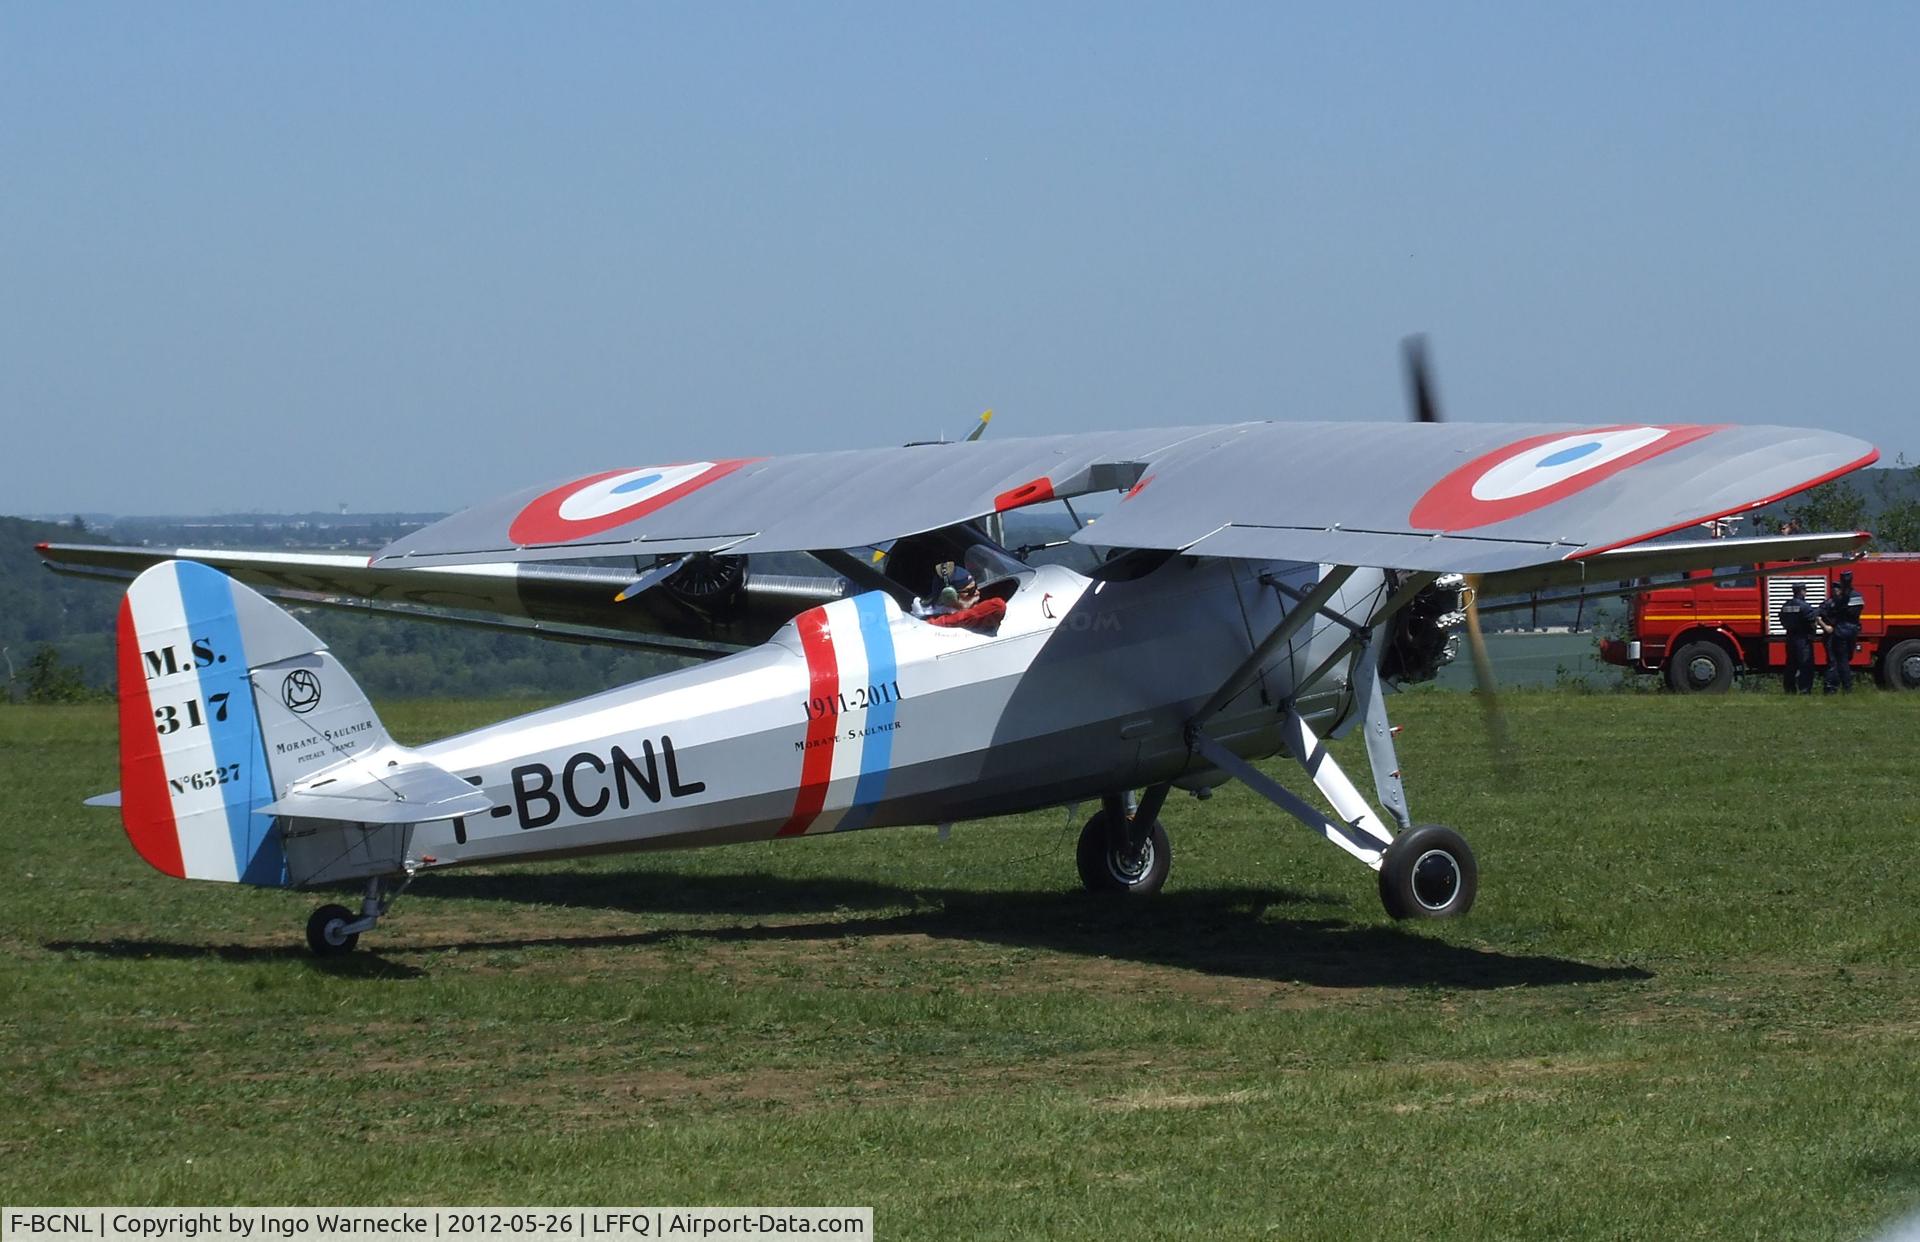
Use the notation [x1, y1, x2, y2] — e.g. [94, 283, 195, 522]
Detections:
[43, 352, 1878, 954]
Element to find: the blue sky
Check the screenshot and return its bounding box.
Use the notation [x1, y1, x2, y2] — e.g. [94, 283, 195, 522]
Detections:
[4, 2, 1915, 515]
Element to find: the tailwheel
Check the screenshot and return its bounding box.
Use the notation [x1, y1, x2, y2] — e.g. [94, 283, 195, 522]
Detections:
[306, 903, 360, 955]
[1378, 824, 1477, 920]
[1076, 810, 1171, 896]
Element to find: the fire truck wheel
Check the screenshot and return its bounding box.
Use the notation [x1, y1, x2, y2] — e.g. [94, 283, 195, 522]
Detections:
[1883, 639, 1920, 691]
[1379, 825, 1477, 920]
[1665, 640, 1734, 694]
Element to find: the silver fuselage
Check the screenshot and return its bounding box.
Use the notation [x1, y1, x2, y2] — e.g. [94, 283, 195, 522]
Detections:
[404, 557, 1385, 867]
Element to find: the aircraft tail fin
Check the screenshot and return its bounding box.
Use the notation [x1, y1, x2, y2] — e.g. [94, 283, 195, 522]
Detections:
[115, 560, 399, 886]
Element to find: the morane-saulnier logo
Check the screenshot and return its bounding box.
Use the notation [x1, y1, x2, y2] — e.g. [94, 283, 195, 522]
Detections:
[281, 669, 322, 714]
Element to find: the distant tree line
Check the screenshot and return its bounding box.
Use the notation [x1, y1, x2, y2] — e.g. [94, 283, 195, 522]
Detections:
[1752, 456, 1920, 550]
[0, 515, 692, 703]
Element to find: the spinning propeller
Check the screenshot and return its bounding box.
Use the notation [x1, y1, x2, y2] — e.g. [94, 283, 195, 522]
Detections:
[1401, 336, 1511, 761]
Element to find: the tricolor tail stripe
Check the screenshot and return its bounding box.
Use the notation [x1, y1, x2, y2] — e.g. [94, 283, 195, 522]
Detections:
[115, 599, 184, 877]
[174, 565, 283, 885]
[116, 562, 287, 886]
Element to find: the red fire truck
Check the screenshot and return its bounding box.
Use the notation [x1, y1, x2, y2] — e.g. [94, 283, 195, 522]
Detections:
[1598, 554, 1920, 692]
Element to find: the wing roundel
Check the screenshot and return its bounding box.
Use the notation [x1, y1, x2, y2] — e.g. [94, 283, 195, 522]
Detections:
[1406, 424, 1724, 531]
[507, 459, 757, 544]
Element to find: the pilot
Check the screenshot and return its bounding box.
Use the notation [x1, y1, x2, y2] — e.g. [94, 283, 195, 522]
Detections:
[926, 567, 1006, 633]
[1777, 582, 1816, 694]
[1819, 570, 1865, 694]
[912, 566, 973, 618]
[921, 586, 961, 616]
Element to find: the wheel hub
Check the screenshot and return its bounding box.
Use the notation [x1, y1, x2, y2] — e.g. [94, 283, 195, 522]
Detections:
[1410, 849, 1461, 911]
[1109, 841, 1154, 884]
[1902, 654, 1920, 685]
[1687, 656, 1718, 686]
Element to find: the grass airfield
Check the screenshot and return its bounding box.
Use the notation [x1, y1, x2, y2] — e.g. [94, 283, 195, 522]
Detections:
[3, 691, 1917, 1239]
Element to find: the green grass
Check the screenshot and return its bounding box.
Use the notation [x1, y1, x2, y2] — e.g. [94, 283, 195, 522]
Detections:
[3, 692, 1918, 1239]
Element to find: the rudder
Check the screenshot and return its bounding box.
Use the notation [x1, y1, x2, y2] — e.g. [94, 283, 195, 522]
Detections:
[115, 560, 391, 886]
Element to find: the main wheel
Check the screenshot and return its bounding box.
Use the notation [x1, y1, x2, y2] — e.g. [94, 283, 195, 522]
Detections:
[1882, 639, 1920, 691]
[306, 903, 360, 956]
[1378, 824, 1477, 920]
[1076, 811, 1171, 896]
[1665, 640, 1734, 693]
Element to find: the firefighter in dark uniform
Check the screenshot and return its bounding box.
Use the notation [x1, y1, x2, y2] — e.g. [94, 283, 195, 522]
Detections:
[1777, 582, 1817, 694]
[1820, 570, 1865, 694]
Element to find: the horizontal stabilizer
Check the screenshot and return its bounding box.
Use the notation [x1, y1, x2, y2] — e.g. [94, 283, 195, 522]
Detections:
[261, 748, 493, 824]
[39, 542, 826, 654]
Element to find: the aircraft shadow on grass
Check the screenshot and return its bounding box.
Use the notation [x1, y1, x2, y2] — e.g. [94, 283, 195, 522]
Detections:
[50, 870, 1650, 991]
[43, 937, 428, 979]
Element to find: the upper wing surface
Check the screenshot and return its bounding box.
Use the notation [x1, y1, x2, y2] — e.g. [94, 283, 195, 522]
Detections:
[371, 421, 1877, 575]
[1072, 422, 1877, 572]
[371, 428, 1229, 566]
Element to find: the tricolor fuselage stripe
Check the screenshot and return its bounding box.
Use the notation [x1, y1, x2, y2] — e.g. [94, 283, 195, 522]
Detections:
[778, 607, 840, 836]
[834, 593, 899, 833]
[115, 599, 185, 878]
[809, 597, 873, 835]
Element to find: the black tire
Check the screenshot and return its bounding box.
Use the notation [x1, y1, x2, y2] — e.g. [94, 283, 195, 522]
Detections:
[1075, 811, 1171, 896]
[1378, 824, 1477, 920]
[1665, 640, 1734, 694]
[1881, 639, 1920, 691]
[306, 903, 360, 956]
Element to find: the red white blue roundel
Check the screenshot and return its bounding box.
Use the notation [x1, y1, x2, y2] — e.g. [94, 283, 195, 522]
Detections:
[1409, 424, 1722, 532]
[508, 458, 754, 545]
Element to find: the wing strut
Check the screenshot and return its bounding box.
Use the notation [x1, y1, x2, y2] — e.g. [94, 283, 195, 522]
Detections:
[1190, 725, 1395, 868]
[1186, 651, 1412, 871]
[1188, 566, 1356, 728]
[1182, 566, 1430, 872]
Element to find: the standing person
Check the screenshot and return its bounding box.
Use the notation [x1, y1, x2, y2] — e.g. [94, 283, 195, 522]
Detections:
[1777, 582, 1817, 694]
[1820, 570, 1866, 694]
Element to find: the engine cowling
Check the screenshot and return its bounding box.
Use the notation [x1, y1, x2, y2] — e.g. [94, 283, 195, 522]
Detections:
[659, 553, 748, 614]
[1381, 573, 1466, 686]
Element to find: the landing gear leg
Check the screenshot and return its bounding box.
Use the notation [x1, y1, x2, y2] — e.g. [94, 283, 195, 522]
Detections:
[304, 873, 410, 956]
[1190, 691, 1477, 920]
